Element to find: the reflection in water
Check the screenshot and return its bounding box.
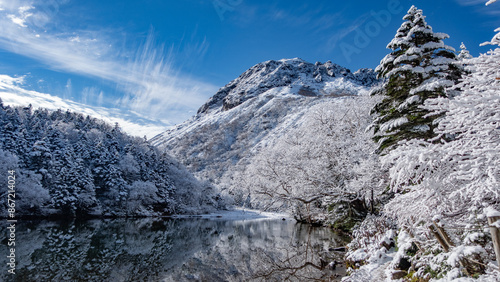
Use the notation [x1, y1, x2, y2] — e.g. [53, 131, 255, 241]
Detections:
[0, 218, 348, 281]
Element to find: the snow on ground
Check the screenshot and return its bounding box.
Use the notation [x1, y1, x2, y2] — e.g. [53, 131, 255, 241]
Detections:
[343, 250, 396, 282]
[344, 251, 500, 282]
[172, 207, 291, 221]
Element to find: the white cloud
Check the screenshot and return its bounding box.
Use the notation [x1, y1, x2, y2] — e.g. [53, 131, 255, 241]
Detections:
[0, 74, 24, 86]
[97, 90, 103, 107]
[0, 0, 218, 125]
[455, 0, 490, 5]
[7, 14, 27, 27]
[0, 0, 26, 12]
[0, 74, 170, 138]
[6, 4, 33, 27]
[64, 79, 71, 100]
[454, 0, 500, 14]
[18, 5, 32, 13]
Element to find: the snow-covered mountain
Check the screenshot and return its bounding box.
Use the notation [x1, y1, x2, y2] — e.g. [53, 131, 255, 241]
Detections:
[0, 75, 170, 138]
[151, 58, 379, 207]
[197, 58, 376, 114]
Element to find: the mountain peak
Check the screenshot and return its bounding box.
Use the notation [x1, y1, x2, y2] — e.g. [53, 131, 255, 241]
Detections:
[197, 58, 377, 114]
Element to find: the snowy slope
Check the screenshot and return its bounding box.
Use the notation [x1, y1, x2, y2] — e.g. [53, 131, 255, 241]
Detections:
[151, 58, 378, 204]
[196, 58, 376, 114]
[0, 75, 170, 138]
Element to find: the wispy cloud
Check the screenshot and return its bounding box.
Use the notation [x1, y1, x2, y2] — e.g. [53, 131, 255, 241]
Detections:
[0, 0, 217, 124]
[455, 0, 490, 5]
[115, 29, 215, 120]
[0, 74, 170, 138]
[454, 0, 500, 14]
[8, 4, 33, 27]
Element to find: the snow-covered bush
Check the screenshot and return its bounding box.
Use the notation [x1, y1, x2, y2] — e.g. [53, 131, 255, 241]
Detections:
[238, 95, 386, 226]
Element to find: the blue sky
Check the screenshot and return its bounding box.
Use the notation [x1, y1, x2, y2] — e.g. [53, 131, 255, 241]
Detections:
[0, 0, 499, 128]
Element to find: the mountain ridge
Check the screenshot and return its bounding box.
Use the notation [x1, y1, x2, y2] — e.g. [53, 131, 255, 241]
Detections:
[151, 58, 379, 208]
[196, 58, 377, 115]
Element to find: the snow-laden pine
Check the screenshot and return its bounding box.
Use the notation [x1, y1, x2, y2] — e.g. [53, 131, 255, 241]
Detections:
[382, 26, 499, 280]
[346, 3, 500, 281]
[370, 5, 463, 153]
[0, 102, 224, 218]
[458, 42, 473, 61]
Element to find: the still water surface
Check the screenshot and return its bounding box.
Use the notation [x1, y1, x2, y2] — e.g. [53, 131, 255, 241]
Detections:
[1, 216, 348, 281]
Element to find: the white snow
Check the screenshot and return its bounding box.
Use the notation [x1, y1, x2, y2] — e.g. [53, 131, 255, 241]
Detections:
[379, 117, 409, 133]
[447, 245, 486, 267]
[172, 208, 290, 221]
[398, 95, 421, 111]
[485, 207, 500, 218]
[343, 250, 395, 282]
[410, 78, 454, 94]
[492, 221, 500, 229]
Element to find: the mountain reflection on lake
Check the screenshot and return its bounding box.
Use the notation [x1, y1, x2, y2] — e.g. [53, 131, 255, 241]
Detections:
[1, 216, 348, 281]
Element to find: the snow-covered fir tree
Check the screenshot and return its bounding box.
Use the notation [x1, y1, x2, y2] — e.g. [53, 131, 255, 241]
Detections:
[0, 102, 224, 218]
[384, 0, 500, 226]
[345, 2, 500, 280]
[384, 45, 500, 226]
[379, 44, 500, 281]
[370, 5, 463, 152]
[458, 42, 473, 60]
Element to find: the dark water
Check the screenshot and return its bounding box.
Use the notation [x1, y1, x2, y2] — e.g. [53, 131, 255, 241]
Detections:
[1, 217, 348, 282]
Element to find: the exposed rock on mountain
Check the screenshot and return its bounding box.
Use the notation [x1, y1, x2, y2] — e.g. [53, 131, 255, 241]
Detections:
[151, 58, 379, 215]
[197, 58, 376, 114]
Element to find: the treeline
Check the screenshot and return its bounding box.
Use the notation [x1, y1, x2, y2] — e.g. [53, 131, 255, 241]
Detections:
[0, 100, 223, 218]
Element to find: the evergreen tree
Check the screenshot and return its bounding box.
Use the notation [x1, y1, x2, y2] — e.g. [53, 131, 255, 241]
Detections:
[457, 42, 472, 61]
[0, 104, 222, 218]
[370, 6, 463, 153]
[377, 3, 500, 277]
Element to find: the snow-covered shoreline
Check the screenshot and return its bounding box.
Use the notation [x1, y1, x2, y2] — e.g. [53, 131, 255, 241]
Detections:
[172, 207, 291, 221]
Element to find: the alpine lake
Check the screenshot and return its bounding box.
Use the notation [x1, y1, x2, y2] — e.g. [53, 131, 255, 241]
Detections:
[1, 211, 349, 281]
